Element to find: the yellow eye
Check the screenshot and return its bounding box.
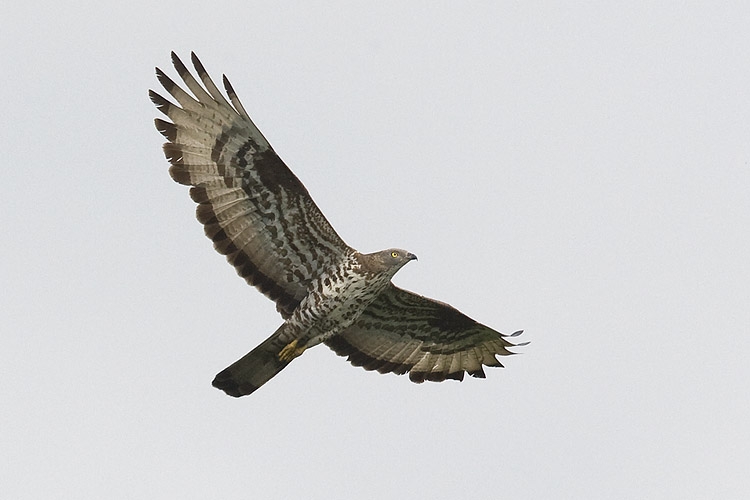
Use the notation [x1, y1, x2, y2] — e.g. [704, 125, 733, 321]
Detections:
[391, 251, 399, 258]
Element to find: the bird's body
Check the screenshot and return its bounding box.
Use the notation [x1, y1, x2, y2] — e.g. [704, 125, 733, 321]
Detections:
[286, 250, 417, 347]
[213, 249, 416, 396]
[151, 52, 525, 397]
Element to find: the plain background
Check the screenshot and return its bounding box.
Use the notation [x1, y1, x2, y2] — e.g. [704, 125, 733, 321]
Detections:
[2, 2, 749, 498]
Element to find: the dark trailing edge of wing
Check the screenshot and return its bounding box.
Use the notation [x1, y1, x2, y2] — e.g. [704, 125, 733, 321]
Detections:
[324, 334, 515, 383]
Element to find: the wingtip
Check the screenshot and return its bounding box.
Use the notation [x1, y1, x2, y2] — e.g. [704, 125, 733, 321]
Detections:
[149, 89, 170, 113]
[508, 329, 529, 348]
[191, 51, 206, 75]
[222, 74, 235, 95]
[170, 51, 189, 78]
[154, 118, 176, 141]
[154, 67, 176, 91]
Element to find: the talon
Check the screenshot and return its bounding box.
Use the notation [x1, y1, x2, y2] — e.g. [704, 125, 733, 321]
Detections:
[279, 339, 306, 362]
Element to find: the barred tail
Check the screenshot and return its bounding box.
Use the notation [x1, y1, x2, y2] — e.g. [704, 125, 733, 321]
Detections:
[212, 324, 296, 397]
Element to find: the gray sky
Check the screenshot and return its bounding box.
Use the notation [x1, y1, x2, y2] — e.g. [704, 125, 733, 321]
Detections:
[2, 2, 749, 498]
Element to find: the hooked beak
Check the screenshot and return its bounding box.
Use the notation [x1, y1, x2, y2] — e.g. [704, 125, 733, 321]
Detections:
[406, 252, 418, 261]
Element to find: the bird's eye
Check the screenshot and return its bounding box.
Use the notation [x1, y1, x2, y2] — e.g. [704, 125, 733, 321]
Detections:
[391, 251, 399, 258]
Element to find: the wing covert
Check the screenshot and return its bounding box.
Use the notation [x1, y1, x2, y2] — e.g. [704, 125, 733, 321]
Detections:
[150, 52, 352, 317]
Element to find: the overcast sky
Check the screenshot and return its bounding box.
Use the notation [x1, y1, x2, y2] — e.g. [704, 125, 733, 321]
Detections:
[2, 2, 749, 499]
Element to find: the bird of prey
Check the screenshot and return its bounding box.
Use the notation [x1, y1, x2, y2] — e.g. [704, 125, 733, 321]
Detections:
[150, 52, 526, 397]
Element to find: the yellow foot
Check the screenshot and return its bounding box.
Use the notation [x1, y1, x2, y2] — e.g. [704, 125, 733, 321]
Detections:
[278, 339, 306, 362]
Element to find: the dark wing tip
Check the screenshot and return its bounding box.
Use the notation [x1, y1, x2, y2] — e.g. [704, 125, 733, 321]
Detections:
[154, 118, 177, 142]
[154, 67, 179, 95]
[505, 329, 528, 348]
[191, 51, 207, 76]
[507, 329, 529, 348]
[171, 51, 190, 79]
[223, 74, 236, 96]
[149, 90, 173, 115]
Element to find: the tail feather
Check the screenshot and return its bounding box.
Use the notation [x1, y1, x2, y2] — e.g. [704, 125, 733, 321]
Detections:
[212, 324, 296, 397]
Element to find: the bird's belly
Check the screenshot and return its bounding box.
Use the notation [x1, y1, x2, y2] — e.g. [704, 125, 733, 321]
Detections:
[291, 277, 386, 346]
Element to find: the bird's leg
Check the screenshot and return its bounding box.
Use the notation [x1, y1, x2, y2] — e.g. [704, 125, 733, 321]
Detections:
[278, 339, 307, 362]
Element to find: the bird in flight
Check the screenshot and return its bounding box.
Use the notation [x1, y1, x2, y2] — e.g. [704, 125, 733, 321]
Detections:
[150, 52, 526, 397]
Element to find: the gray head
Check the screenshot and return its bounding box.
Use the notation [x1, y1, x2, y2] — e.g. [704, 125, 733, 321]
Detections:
[359, 248, 418, 276]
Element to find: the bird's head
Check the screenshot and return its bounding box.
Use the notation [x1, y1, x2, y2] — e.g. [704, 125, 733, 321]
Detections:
[363, 248, 417, 276]
[387, 248, 418, 264]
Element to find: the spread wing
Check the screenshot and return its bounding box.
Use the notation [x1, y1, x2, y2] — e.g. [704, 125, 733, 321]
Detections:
[150, 52, 352, 317]
[325, 285, 526, 382]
